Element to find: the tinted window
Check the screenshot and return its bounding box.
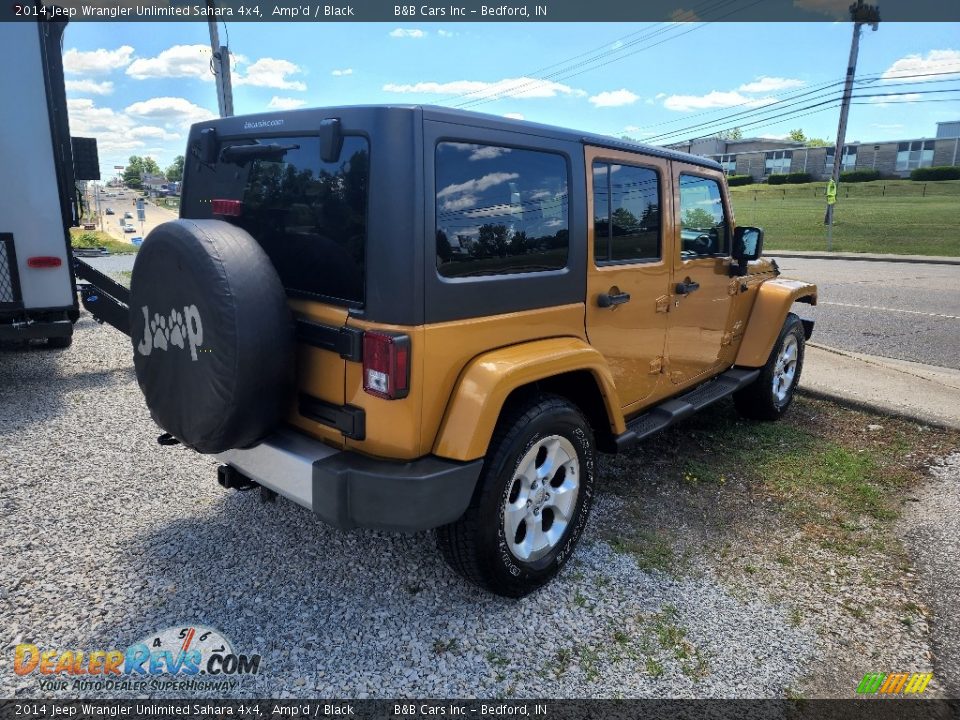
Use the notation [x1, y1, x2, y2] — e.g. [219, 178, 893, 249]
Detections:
[435, 142, 569, 278]
[199, 135, 368, 305]
[678, 175, 729, 257]
[593, 161, 661, 263]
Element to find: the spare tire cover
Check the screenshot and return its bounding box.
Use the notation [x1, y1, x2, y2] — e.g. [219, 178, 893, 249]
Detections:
[130, 219, 294, 453]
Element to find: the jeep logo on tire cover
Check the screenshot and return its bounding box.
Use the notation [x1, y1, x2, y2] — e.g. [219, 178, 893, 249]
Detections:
[137, 305, 204, 361]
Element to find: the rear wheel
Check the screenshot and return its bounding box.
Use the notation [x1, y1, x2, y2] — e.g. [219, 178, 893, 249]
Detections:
[734, 312, 805, 421]
[436, 395, 596, 598]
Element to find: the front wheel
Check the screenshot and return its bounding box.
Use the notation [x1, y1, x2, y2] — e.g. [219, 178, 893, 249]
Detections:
[734, 312, 805, 421]
[436, 395, 596, 598]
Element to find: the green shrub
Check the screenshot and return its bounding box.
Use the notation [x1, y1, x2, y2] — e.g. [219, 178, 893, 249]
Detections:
[840, 169, 881, 183]
[767, 172, 812, 185]
[726, 174, 754, 186]
[910, 166, 960, 181]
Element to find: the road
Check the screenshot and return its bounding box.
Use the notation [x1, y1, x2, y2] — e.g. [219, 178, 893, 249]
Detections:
[776, 257, 960, 370]
[98, 196, 179, 244]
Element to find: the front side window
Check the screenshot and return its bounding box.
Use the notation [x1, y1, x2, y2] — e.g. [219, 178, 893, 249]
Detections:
[435, 142, 569, 278]
[592, 161, 661, 263]
[678, 175, 728, 257]
[202, 135, 369, 305]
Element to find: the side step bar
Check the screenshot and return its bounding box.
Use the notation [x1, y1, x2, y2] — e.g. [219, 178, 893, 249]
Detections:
[73, 258, 131, 336]
[613, 367, 760, 452]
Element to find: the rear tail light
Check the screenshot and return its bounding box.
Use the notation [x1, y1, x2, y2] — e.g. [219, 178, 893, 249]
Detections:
[28, 256, 63, 268]
[211, 199, 243, 216]
[362, 331, 410, 400]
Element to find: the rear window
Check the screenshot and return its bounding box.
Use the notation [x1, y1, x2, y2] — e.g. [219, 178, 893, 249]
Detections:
[435, 142, 569, 278]
[193, 135, 369, 305]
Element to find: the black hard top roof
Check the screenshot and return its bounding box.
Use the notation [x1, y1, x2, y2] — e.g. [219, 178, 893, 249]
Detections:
[417, 104, 722, 171]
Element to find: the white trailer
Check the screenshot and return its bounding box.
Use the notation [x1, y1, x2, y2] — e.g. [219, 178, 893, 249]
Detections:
[0, 20, 80, 347]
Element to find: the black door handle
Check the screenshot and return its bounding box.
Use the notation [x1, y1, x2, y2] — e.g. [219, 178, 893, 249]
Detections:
[597, 291, 631, 308]
[675, 280, 700, 295]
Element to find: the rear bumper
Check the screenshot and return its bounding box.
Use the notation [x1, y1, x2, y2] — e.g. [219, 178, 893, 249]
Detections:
[0, 317, 72, 341]
[216, 428, 483, 532]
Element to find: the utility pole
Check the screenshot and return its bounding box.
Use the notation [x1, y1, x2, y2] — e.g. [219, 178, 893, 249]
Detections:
[824, 0, 880, 234]
[206, 2, 234, 117]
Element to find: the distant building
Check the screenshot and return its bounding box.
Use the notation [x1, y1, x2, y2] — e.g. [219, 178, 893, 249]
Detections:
[142, 174, 168, 196]
[663, 120, 960, 181]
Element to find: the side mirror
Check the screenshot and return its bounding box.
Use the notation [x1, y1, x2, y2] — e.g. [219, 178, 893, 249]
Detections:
[733, 226, 764, 262]
[731, 226, 763, 276]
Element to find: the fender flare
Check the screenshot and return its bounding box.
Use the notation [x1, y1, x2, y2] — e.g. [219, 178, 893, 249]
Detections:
[735, 278, 818, 367]
[432, 337, 624, 461]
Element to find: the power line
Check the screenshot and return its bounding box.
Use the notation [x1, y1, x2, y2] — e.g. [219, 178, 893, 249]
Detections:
[453, 0, 763, 110]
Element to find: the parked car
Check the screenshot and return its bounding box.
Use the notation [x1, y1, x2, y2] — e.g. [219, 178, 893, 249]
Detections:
[122, 224, 136, 233]
[105, 208, 115, 215]
[123, 211, 133, 219]
[126, 106, 817, 597]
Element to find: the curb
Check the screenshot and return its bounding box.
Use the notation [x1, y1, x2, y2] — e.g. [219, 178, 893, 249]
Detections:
[797, 388, 957, 431]
[769, 250, 960, 266]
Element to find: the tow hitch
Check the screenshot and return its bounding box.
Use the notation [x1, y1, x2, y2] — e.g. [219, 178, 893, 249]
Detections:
[73, 258, 131, 336]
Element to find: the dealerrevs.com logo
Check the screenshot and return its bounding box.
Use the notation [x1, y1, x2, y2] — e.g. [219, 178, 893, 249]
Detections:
[14, 625, 261, 693]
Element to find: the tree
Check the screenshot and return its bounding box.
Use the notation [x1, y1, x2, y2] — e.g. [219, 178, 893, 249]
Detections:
[806, 137, 830, 147]
[717, 127, 743, 141]
[165, 155, 185, 182]
[121, 155, 161, 189]
[789, 128, 807, 142]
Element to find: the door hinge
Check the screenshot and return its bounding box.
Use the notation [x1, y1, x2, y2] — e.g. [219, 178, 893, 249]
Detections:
[648, 357, 663, 374]
[655, 295, 670, 313]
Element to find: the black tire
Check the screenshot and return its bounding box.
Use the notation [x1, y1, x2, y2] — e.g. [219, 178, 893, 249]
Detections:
[436, 394, 596, 598]
[129, 219, 294, 453]
[46, 334, 73, 349]
[734, 312, 805, 421]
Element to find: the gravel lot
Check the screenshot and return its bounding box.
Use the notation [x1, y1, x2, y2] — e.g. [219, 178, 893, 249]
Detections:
[1, 316, 954, 699]
[0, 318, 816, 699]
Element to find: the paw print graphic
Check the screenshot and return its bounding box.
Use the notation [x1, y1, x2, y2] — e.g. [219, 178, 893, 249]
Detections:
[151, 312, 170, 351]
[168, 310, 186, 349]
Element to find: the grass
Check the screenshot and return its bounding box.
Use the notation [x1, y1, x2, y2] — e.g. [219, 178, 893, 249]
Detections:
[604, 397, 960, 571]
[606, 528, 677, 573]
[70, 228, 138, 255]
[729, 179, 960, 256]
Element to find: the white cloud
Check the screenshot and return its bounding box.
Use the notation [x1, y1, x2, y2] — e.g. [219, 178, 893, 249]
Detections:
[331, 68, 353, 76]
[126, 44, 212, 81]
[589, 89, 640, 108]
[125, 97, 216, 126]
[871, 123, 905, 129]
[383, 77, 585, 100]
[63, 46, 134, 75]
[437, 30, 456, 37]
[663, 90, 777, 112]
[267, 96, 307, 110]
[65, 79, 114, 95]
[868, 92, 922, 105]
[233, 58, 307, 91]
[757, 133, 791, 140]
[654, 92, 667, 99]
[503, 113, 525, 120]
[739, 76, 805, 93]
[129, 126, 181, 141]
[390, 28, 426, 38]
[881, 49, 960, 81]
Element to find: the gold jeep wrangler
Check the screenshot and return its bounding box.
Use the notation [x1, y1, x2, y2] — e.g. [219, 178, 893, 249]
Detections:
[129, 106, 817, 597]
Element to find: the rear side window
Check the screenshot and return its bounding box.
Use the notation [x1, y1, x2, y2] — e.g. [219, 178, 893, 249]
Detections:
[435, 142, 569, 278]
[202, 135, 369, 305]
[592, 161, 661, 263]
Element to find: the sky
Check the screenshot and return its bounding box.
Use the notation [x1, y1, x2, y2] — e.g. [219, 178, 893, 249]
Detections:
[60, 21, 960, 177]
